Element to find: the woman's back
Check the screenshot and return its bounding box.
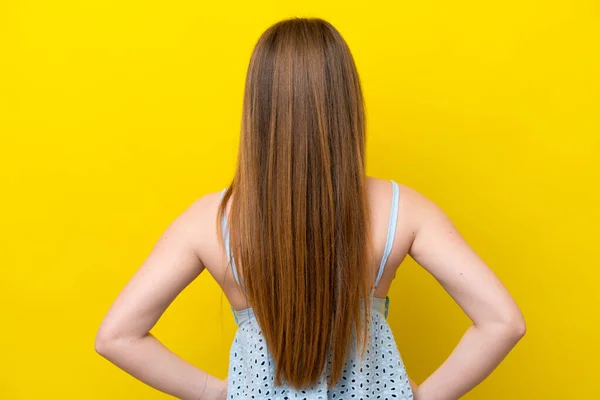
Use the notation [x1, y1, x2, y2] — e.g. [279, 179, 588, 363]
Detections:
[218, 178, 414, 399]
[205, 176, 414, 312]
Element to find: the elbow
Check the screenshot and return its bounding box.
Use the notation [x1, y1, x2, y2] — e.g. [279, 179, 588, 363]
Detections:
[94, 329, 114, 358]
[510, 315, 527, 341]
[501, 313, 527, 344]
[479, 312, 526, 345]
[95, 324, 123, 358]
[95, 324, 146, 359]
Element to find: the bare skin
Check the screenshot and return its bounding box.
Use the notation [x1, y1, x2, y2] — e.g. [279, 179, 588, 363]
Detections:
[96, 176, 525, 399]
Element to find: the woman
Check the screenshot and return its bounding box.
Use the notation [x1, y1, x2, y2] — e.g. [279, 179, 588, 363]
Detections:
[95, 17, 525, 400]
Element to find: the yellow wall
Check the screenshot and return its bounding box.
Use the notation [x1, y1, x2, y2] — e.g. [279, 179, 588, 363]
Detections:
[1, 1, 598, 398]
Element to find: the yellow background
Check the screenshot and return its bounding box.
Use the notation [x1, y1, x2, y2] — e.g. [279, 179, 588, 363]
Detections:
[1, 1, 598, 398]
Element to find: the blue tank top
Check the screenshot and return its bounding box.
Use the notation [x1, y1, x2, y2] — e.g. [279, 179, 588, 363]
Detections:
[220, 180, 414, 399]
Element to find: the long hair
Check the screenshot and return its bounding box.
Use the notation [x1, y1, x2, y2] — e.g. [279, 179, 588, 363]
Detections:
[216, 17, 374, 389]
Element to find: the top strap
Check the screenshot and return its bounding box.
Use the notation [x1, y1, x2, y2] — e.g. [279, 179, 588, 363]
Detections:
[220, 188, 245, 290]
[374, 180, 400, 288]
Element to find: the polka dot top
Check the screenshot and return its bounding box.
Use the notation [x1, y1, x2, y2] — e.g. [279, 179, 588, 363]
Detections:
[220, 180, 414, 399]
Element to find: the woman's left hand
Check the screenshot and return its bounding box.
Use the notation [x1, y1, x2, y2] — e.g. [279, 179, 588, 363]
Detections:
[216, 378, 228, 400]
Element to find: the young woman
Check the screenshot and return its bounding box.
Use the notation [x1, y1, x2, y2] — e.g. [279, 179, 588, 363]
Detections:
[95, 17, 525, 400]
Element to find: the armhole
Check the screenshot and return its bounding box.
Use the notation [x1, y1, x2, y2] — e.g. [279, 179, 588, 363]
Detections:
[220, 188, 244, 288]
[374, 180, 400, 288]
[219, 188, 229, 260]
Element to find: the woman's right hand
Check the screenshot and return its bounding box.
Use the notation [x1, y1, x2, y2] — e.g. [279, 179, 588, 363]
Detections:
[409, 376, 418, 397]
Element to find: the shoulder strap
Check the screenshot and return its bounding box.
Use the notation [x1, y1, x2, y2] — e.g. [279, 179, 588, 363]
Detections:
[374, 180, 400, 288]
[220, 188, 245, 289]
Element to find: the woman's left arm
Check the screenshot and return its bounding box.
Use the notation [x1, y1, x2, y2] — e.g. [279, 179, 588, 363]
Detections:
[95, 195, 227, 400]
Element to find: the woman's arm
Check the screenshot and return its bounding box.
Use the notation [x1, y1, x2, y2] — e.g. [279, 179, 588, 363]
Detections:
[95, 195, 227, 400]
[405, 187, 526, 400]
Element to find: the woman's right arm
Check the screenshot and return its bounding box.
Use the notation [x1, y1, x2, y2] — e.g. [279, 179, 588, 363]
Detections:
[404, 186, 526, 400]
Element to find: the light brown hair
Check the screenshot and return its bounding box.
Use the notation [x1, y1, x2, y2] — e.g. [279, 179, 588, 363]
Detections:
[217, 17, 374, 389]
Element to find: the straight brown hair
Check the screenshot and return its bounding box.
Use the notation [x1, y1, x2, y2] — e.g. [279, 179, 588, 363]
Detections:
[217, 17, 375, 389]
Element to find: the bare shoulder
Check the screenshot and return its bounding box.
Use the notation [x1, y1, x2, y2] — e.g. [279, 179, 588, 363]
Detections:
[164, 190, 224, 252]
[177, 190, 222, 224]
[365, 176, 446, 234]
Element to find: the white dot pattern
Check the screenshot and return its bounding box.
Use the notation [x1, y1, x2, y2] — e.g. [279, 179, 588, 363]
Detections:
[227, 304, 414, 399]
